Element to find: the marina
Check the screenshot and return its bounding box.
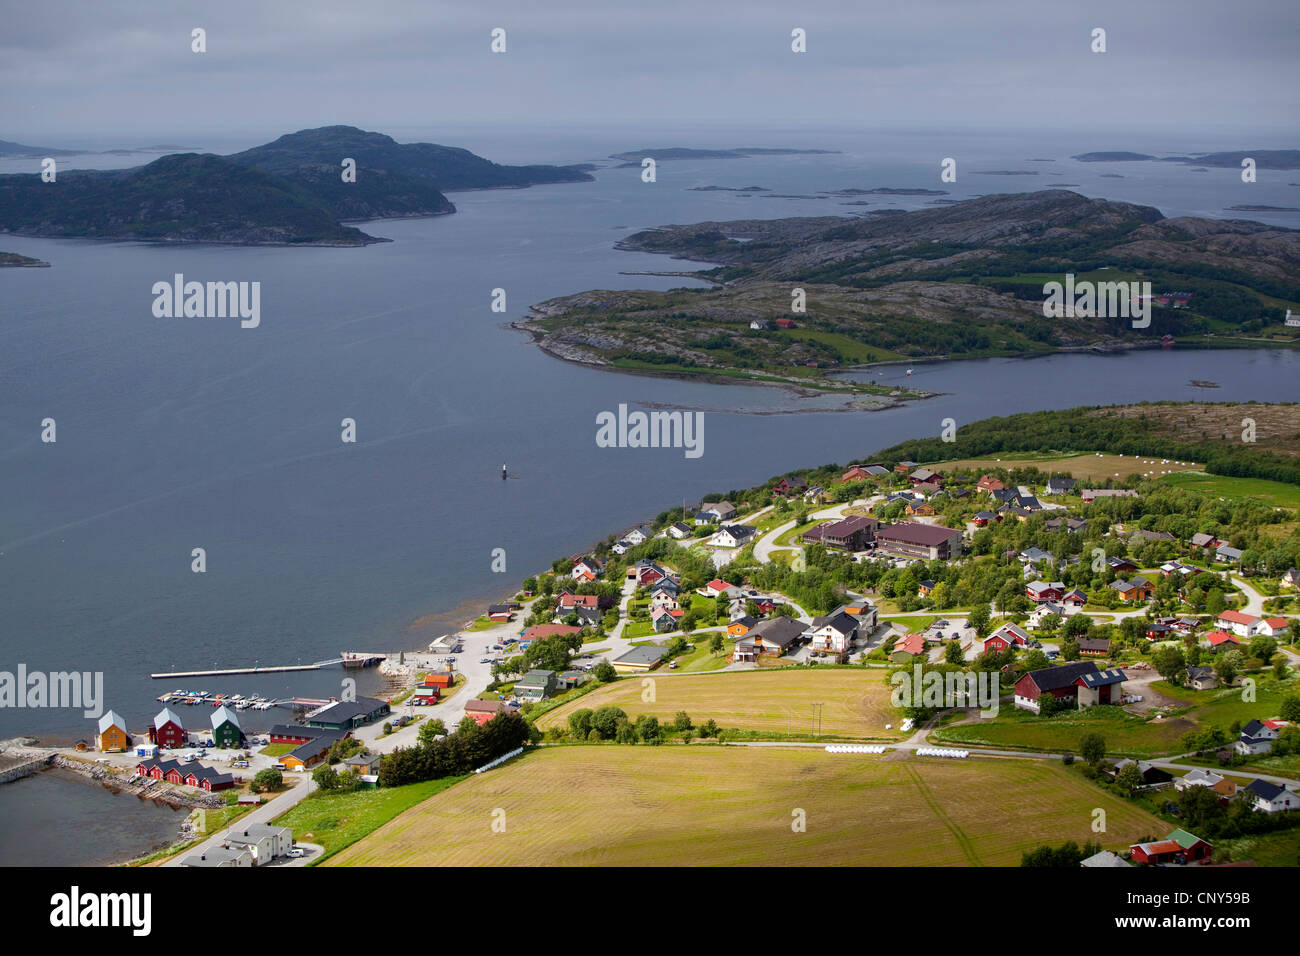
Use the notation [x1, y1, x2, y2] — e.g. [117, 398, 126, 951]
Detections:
[150, 651, 385, 681]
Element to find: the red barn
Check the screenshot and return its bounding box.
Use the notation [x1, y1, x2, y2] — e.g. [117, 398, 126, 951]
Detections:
[983, 623, 1031, 654]
[1013, 661, 1126, 712]
[150, 707, 186, 749]
[1130, 829, 1211, 866]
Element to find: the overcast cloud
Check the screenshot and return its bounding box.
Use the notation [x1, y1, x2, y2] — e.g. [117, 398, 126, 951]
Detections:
[2, 0, 1297, 142]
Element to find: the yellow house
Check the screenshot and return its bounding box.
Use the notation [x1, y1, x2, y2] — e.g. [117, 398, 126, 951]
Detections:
[97, 710, 130, 752]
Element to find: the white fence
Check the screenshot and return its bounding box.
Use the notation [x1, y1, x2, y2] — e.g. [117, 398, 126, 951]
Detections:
[915, 747, 969, 759]
[474, 747, 524, 774]
[824, 744, 887, 754]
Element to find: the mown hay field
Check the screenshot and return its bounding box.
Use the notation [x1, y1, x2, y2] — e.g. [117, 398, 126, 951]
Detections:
[536, 669, 904, 740]
[327, 746, 1163, 867]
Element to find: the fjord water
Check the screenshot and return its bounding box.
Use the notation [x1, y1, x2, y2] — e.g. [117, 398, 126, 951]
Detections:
[1, 125, 1298, 863]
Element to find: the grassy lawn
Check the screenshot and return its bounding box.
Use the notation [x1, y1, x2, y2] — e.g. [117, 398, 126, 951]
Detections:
[881, 614, 942, 632]
[259, 743, 296, 757]
[465, 616, 496, 632]
[1157, 472, 1300, 509]
[325, 746, 1163, 867]
[932, 706, 1193, 758]
[671, 640, 734, 672]
[622, 620, 661, 640]
[1175, 674, 1299, 728]
[273, 776, 468, 863]
[774, 520, 822, 547]
[537, 669, 905, 741]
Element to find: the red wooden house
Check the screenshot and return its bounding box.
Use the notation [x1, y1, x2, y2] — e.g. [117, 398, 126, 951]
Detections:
[1129, 829, 1211, 866]
[150, 707, 186, 749]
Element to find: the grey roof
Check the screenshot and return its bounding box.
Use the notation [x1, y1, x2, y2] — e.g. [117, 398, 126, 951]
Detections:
[211, 705, 241, 729]
[614, 645, 667, 666]
[1024, 661, 1102, 693]
[516, 669, 556, 687]
[809, 611, 857, 636]
[98, 710, 126, 734]
[1245, 779, 1290, 801]
[748, 616, 807, 647]
[183, 847, 250, 866]
[154, 707, 185, 730]
[1077, 667, 1127, 688]
[308, 696, 389, 725]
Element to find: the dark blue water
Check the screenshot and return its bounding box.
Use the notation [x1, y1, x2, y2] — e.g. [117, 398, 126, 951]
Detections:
[1, 127, 1298, 863]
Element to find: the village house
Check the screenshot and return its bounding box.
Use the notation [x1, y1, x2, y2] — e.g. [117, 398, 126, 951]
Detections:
[711, 524, 757, 548]
[464, 699, 520, 726]
[894, 461, 918, 475]
[1044, 515, 1087, 533]
[1175, 768, 1237, 800]
[702, 501, 737, 522]
[1027, 602, 1066, 629]
[1189, 532, 1220, 553]
[1045, 476, 1076, 496]
[983, 622, 1031, 654]
[1235, 719, 1287, 756]
[1243, 779, 1299, 813]
[623, 525, 654, 546]
[1186, 665, 1218, 691]
[225, 823, 293, 865]
[1215, 543, 1244, 565]
[1217, 609, 1259, 639]
[972, 510, 1000, 527]
[1109, 577, 1152, 603]
[1062, 588, 1088, 609]
[514, 669, 558, 702]
[733, 616, 806, 662]
[1013, 661, 1125, 713]
[727, 616, 757, 638]
[1078, 636, 1111, 658]
[1256, 616, 1290, 638]
[977, 475, 1005, 494]
[890, 632, 927, 662]
[1206, 629, 1244, 649]
[908, 466, 942, 487]
[772, 475, 806, 496]
[906, 500, 936, 517]
[571, 556, 603, 581]
[805, 611, 858, 659]
[668, 521, 693, 539]
[651, 606, 685, 632]
[182, 847, 254, 867]
[1026, 580, 1065, 603]
[1106, 556, 1139, 575]
[1281, 568, 1299, 589]
[649, 587, 679, 612]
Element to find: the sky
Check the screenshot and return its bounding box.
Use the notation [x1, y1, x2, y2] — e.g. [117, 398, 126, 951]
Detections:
[2, 0, 1298, 145]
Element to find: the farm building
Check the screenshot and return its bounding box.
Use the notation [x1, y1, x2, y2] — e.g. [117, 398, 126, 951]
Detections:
[150, 708, 186, 749]
[1013, 661, 1125, 713]
[1129, 829, 1211, 866]
[612, 645, 666, 674]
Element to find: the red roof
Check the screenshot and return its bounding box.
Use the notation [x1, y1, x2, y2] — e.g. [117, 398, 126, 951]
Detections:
[894, 633, 926, 655]
[1262, 617, 1288, 629]
[1218, 610, 1257, 625]
[559, 593, 599, 608]
[706, 579, 735, 591]
[1206, 630, 1242, 646]
[521, 624, 583, 641]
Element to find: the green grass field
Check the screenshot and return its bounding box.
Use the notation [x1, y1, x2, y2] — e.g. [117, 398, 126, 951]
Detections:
[538, 669, 905, 740]
[932, 706, 1194, 758]
[325, 746, 1163, 867]
[272, 776, 467, 863]
[1157, 472, 1300, 509]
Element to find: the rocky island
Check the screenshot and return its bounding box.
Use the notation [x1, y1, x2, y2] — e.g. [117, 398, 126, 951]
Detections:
[517, 190, 1300, 394]
[0, 125, 594, 246]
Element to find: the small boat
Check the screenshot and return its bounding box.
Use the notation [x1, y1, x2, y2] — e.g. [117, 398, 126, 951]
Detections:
[905, 368, 913, 376]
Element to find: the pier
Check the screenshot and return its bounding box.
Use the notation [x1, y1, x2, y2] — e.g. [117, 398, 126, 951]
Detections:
[149, 658, 344, 680]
